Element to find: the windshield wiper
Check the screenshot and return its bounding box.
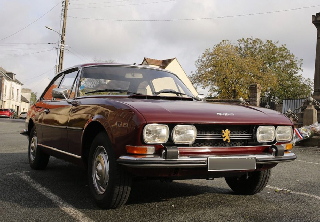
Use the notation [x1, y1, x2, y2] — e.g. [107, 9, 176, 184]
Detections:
[85, 89, 128, 94]
[127, 92, 143, 96]
[154, 89, 198, 100]
[154, 89, 186, 96]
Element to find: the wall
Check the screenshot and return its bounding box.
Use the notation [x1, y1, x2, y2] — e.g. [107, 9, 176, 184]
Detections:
[165, 59, 198, 96]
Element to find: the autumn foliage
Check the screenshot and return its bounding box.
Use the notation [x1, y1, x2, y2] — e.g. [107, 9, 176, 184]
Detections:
[191, 38, 312, 100]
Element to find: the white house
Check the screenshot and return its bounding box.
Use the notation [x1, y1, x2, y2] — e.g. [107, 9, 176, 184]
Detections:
[0, 67, 23, 114]
[141, 57, 198, 96]
[21, 88, 31, 113]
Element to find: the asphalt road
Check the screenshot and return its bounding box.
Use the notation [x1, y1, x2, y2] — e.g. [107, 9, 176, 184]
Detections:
[0, 118, 319, 222]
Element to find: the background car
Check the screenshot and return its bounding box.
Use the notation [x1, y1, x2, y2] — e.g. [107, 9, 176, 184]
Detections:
[0, 109, 14, 118]
[19, 112, 27, 119]
[21, 63, 296, 209]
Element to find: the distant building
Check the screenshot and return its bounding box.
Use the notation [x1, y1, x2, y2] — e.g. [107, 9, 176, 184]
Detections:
[141, 57, 198, 96]
[21, 88, 32, 113]
[0, 67, 32, 114]
[0, 66, 25, 114]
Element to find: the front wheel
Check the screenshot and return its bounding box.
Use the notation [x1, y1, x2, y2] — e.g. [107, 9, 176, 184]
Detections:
[28, 126, 50, 170]
[225, 169, 271, 195]
[88, 132, 131, 209]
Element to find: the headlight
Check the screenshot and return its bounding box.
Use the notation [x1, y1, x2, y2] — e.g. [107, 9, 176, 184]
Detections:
[172, 125, 197, 144]
[256, 126, 275, 143]
[143, 124, 169, 144]
[276, 126, 293, 142]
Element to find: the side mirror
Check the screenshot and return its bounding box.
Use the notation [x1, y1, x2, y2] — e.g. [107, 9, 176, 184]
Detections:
[52, 88, 68, 100]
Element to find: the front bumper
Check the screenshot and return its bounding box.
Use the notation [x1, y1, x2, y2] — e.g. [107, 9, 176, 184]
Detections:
[117, 152, 296, 169]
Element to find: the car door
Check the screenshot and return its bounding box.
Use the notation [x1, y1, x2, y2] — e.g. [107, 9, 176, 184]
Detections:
[35, 74, 64, 146]
[40, 69, 79, 153]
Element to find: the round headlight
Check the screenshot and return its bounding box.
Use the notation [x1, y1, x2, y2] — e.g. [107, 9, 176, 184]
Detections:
[143, 124, 169, 144]
[256, 126, 275, 143]
[172, 125, 197, 144]
[276, 126, 293, 142]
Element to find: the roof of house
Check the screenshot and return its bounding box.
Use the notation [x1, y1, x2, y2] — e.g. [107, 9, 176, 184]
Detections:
[21, 95, 29, 103]
[0, 67, 23, 85]
[141, 57, 175, 69]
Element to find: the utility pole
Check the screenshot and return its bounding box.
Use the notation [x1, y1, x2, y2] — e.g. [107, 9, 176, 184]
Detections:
[58, 0, 69, 73]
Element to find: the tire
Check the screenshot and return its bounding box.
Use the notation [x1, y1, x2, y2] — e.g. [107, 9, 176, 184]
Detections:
[225, 169, 271, 195]
[28, 126, 50, 170]
[88, 132, 131, 209]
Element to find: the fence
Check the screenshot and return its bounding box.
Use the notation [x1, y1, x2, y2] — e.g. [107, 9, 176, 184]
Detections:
[282, 98, 305, 114]
[260, 97, 277, 110]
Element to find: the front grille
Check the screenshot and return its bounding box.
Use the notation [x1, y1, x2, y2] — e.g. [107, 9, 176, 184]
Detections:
[193, 125, 254, 147]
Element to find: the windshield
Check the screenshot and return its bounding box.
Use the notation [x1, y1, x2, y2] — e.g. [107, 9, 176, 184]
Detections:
[78, 66, 194, 98]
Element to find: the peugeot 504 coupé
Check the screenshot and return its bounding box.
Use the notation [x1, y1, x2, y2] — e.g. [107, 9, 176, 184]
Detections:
[21, 63, 296, 209]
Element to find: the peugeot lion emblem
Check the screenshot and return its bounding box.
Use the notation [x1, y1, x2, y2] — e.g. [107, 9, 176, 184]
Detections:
[222, 129, 231, 143]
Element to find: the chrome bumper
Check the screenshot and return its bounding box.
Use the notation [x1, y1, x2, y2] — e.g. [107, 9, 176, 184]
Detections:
[117, 152, 297, 168]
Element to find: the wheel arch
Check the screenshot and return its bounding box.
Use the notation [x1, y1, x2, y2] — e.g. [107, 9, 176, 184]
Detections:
[27, 118, 35, 136]
[81, 120, 109, 168]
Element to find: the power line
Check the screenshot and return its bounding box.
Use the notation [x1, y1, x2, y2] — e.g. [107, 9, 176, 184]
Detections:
[0, 43, 56, 45]
[71, 0, 132, 6]
[20, 66, 56, 83]
[69, 0, 176, 10]
[67, 47, 93, 62]
[68, 4, 320, 22]
[4, 48, 55, 57]
[65, 49, 87, 62]
[0, 1, 62, 41]
[28, 74, 52, 89]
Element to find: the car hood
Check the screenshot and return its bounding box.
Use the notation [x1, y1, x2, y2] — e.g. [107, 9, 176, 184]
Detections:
[120, 99, 292, 125]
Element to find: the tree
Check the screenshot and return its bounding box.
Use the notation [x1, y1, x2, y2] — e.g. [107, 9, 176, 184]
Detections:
[191, 38, 312, 100]
[30, 92, 37, 105]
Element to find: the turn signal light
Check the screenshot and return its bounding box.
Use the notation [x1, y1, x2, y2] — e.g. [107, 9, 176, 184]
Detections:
[285, 143, 293, 151]
[126, 145, 155, 154]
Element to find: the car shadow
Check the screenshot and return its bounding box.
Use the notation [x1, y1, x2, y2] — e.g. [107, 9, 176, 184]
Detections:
[127, 179, 231, 206]
[1, 153, 233, 210]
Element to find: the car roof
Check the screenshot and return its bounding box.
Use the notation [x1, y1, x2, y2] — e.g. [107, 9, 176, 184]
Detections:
[57, 63, 176, 76]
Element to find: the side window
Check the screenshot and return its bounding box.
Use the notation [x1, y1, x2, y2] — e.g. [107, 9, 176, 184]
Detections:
[59, 70, 79, 99]
[152, 77, 179, 96]
[137, 81, 151, 95]
[42, 75, 63, 100]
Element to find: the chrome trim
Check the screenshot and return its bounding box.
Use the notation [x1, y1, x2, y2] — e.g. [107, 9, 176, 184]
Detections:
[117, 152, 296, 168]
[40, 123, 67, 129]
[38, 123, 83, 131]
[197, 133, 252, 140]
[39, 143, 81, 159]
[68, 126, 83, 130]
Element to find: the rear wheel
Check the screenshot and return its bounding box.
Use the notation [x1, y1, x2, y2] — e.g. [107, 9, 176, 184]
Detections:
[88, 132, 131, 209]
[225, 169, 271, 195]
[28, 126, 50, 170]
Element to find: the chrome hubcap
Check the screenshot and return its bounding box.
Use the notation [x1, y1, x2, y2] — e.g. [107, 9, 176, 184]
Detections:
[29, 135, 37, 162]
[92, 146, 109, 194]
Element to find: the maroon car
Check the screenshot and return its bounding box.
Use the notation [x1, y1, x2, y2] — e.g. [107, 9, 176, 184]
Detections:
[0, 109, 14, 118]
[21, 63, 296, 209]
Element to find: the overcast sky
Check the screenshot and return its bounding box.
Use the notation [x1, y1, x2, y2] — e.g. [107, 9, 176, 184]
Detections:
[0, 0, 319, 96]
